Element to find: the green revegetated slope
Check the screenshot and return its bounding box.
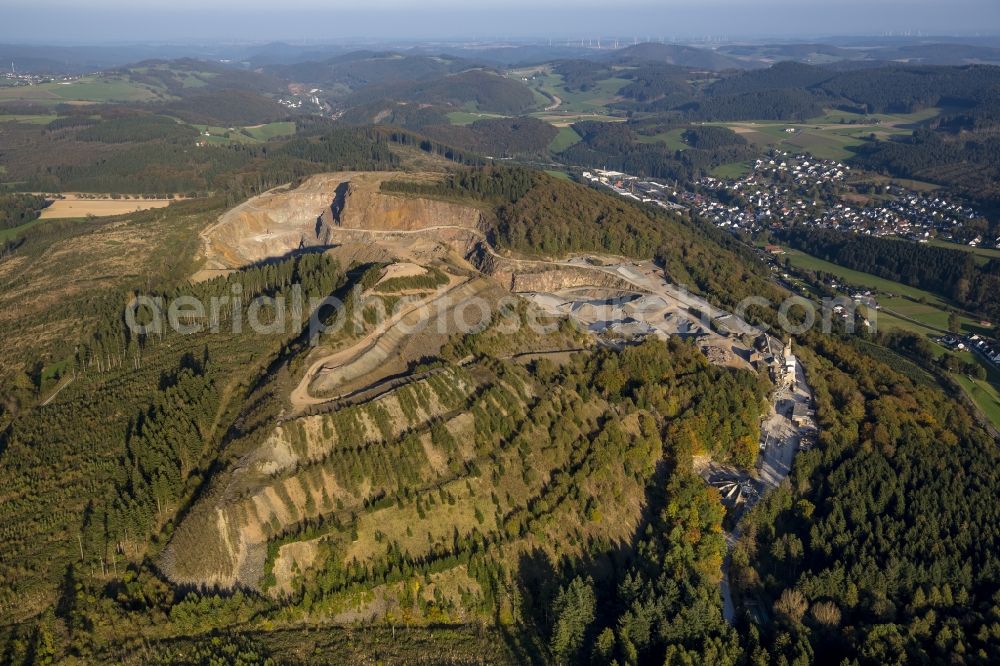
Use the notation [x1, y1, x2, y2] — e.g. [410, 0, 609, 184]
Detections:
[154, 324, 764, 663]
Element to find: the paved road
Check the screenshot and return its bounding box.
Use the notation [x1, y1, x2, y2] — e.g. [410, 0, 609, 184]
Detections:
[758, 360, 812, 488]
[720, 351, 814, 623]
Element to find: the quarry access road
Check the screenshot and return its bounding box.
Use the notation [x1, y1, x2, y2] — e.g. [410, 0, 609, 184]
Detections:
[288, 223, 761, 410]
[288, 274, 470, 411]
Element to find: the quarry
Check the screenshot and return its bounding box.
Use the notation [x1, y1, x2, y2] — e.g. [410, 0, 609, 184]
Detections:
[163, 171, 780, 595]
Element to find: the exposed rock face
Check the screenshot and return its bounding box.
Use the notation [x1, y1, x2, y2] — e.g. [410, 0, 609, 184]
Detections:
[509, 268, 637, 293]
[193, 172, 487, 282]
[469, 243, 637, 293]
[194, 173, 350, 281]
[333, 181, 484, 232]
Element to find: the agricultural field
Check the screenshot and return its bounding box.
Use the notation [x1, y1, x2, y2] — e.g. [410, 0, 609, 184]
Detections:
[522, 67, 629, 115]
[243, 121, 296, 140]
[711, 161, 752, 178]
[926, 239, 1000, 263]
[39, 196, 175, 219]
[543, 169, 572, 181]
[0, 113, 59, 125]
[956, 373, 1000, 430]
[877, 296, 961, 332]
[192, 121, 297, 144]
[785, 247, 986, 334]
[533, 112, 625, 127]
[444, 110, 509, 125]
[782, 244, 1000, 430]
[783, 246, 952, 304]
[635, 127, 689, 150]
[714, 107, 943, 161]
[0, 75, 168, 104]
[547, 125, 582, 153]
[130, 63, 216, 89]
[807, 106, 944, 126]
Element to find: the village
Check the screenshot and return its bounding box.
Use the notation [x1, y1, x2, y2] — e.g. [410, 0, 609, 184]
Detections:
[699, 154, 985, 242]
[1, 65, 79, 86]
[582, 152, 991, 248]
[940, 333, 1000, 369]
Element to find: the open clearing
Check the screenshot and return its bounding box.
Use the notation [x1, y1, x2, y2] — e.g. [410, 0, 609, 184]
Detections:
[445, 111, 509, 126]
[956, 374, 1000, 429]
[715, 107, 942, 161]
[926, 239, 1000, 263]
[548, 125, 582, 153]
[193, 121, 297, 145]
[533, 112, 625, 127]
[0, 113, 59, 125]
[635, 128, 689, 151]
[711, 161, 752, 178]
[0, 75, 166, 104]
[784, 247, 985, 333]
[243, 121, 297, 141]
[39, 198, 174, 219]
[784, 246, 953, 304]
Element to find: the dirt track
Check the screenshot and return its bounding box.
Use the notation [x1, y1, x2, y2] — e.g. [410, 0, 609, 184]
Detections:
[288, 274, 469, 409]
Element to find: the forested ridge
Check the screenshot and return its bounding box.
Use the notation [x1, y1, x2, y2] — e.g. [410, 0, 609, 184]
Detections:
[0, 252, 348, 621]
[3, 48, 1000, 665]
[0, 255, 768, 664]
[557, 121, 756, 181]
[612, 63, 1000, 119]
[341, 69, 536, 115]
[11, 121, 475, 198]
[420, 116, 558, 158]
[852, 129, 1000, 206]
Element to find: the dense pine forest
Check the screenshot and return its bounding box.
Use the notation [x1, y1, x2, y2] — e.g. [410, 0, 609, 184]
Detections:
[0, 194, 47, 230]
[556, 121, 757, 181]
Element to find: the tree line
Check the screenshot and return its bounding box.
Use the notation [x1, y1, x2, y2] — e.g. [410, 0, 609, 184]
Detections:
[781, 227, 1000, 320]
[0, 193, 46, 231]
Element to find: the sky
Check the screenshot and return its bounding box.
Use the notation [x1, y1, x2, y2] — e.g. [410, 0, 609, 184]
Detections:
[3, 0, 999, 43]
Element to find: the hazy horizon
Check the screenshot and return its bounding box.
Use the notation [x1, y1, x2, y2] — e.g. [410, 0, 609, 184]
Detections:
[4, 0, 1000, 43]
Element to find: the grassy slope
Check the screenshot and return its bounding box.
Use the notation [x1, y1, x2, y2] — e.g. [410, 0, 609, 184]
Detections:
[926, 238, 1000, 263]
[244, 121, 296, 140]
[0, 75, 166, 104]
[548, 125, 582, 153]
[635, 128, 688, 151]
[0, 114, 59, 124]
[0, 216, 52, 242]
[783, 244, 1000, 430]
[712, 107, 942, 161]
[711, 161, 752, 178]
